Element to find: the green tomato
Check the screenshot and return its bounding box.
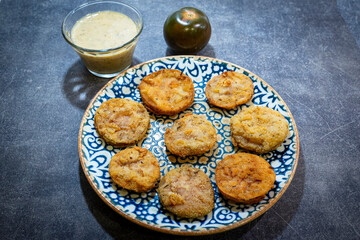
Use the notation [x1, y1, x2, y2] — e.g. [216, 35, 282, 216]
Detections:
[163, 7, 211, 54]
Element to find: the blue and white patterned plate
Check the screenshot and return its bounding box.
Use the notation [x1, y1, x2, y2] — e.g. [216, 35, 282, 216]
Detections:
[78, 56, 299, 235]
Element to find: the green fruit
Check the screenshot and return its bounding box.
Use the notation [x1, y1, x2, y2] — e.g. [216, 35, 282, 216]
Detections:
[163, 7, 211, 54]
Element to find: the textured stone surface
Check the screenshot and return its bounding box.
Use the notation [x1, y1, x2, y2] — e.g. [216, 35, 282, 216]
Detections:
[0, 0, 359, 239]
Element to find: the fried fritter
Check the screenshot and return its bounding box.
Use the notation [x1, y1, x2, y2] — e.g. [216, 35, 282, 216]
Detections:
[138, 69, 195, 115]
[158, 166, 214, 218]
[109, 147, 160, 193]
[215, 153, 276, 204]
[230, 105, 289, 153]
[205, 71, 254, 109]
[94, 98, 150, 147]
[164, 114, 217, 157]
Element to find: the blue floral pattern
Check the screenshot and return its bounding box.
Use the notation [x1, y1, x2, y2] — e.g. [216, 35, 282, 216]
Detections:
[79, 56, 298, 234]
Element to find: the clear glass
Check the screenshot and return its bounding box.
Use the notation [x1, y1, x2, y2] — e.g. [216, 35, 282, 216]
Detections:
[62, 1, 143, 78]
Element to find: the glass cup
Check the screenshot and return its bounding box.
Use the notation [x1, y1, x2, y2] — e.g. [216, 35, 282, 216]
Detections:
[62, 1, 143, 78]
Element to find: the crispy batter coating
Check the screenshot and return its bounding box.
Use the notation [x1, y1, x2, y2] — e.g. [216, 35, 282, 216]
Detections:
[230, 105, 289, 153]
[215, 153, 276, 204]
[157, 166, 214, 218]
[138, 69, 195, 115]
[109, 147, 160, 193]
[164, 114, 217, 157]
[94, 98, 150, 147]
[205, 71, 254, 109]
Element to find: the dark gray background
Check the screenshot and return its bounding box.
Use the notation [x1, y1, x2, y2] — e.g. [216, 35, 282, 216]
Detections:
[1, 0, 359, 239]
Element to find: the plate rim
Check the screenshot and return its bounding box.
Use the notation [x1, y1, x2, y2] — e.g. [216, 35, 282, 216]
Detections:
[78, 55, 300, 236]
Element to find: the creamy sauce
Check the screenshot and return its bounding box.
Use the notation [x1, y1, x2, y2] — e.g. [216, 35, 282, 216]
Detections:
[70, 11, 140, 76]
[71, 11, 138, 50]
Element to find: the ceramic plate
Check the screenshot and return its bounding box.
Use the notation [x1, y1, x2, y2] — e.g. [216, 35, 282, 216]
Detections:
[78, 56, 299, 235]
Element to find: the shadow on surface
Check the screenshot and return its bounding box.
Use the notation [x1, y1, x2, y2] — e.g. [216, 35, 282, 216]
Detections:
[62, 60, 109, 110]
[165, 44, 216, 58]
[79, 146, 305, 240]
[62, 57, 141, 110]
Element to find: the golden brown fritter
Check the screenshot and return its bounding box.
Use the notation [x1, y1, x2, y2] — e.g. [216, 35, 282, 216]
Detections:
[164, 114, 217, 157]
[157, 166, 214, 218]
[138, 69, 195, 115]
[94, 98, 150, 147]
[215, 153, 276, 204]
[205, 71, 254, 109]
[109, 147, 160, 193]
[230, 105, 289, 153]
